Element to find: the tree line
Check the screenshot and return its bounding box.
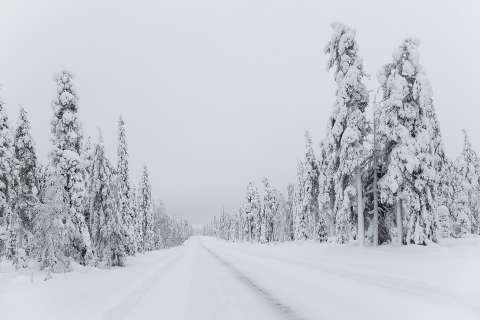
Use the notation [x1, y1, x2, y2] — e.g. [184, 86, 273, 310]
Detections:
[204, 22, 479, 246]
[0, 71, 192, 276]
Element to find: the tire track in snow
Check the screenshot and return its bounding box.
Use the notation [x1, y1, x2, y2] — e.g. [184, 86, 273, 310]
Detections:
[201, 243, 311, 320]
[103, 250, 183, 320]
[216, 243, 480, 316]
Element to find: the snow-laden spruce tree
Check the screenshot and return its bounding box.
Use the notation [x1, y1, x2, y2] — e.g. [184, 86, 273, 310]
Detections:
[13, 107, 39, 261]
[437, 158, 471, 237]
[455, 130, 480, 234]
[284, 184, 295, 241]
[318, 140, 335, 237]
[219, 209, 230, 240]
[324, 22, 370, 244]
[117, 117, 136, 254]
[302, 131, 327, 240]
[33, 171, 71, 277]
[237, 207, 245, 241]
[89, 134, 125, 267]
[293, 161, 308, 240]
[230, 211, 240, 242]
[82, 136, 94, 173]
[139, 166, 155, 251]
[81, 135, 94, 229]
[273, 189, 288, 241]
[50, 70, 93, 264]
[0, 99, 18, 261]
[260, 177, 278, 243]
[152, 200, 165, 249]
[244, 182, 261, 241]
[252, 190, 262, 242]
[130, 185, 143, 252]
[376, 39, 441, 245]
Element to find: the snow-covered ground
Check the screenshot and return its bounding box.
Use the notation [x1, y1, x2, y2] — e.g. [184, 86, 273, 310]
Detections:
[1, 236, 479, 320]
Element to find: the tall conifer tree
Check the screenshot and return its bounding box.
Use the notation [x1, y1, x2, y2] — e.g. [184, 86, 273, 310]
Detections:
[50, 70, 93, 264]
[324, 23, 370, 244]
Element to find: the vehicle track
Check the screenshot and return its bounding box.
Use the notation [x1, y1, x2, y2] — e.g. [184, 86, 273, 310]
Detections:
[201, 242, 310, 320]
[212, 243, 480, 316]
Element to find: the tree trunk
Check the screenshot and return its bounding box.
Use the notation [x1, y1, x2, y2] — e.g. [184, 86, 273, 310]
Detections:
[396, 198, 403, 245]
[372, 113, 379, 246]
[356, 171, 364, 246]
[329, 187, 336, 237]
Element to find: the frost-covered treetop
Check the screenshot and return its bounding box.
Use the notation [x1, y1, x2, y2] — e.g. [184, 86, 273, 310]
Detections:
[457, 129, 480, 182]
[15, 108, 36, 158]
[460, 129, 478, 162]
[378, 38, 432, 105]
[15, 107, 38, 191]
[246, 182, 259, 204]
[261, 177, 271, 190]
[377, 38, 434, 143]
[392, 38, 420, 77]
[324, 22, 368, 105]
[16, 108, 32, 138]
[304, 131, 314, 162]
[325, 22, 360, 82]
[117, 116, 129, 192]
[51, 70, 82, 155]
[54, 70, 78, 111]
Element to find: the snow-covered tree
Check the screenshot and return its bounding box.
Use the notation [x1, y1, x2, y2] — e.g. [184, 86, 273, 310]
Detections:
[324, 22, 370, 244]
[218, 209, 230, 240]
[260, 177, 279, 243]
[456, 130, 480, 234]
[237, 206, 246, 241]
[152, 200, 165, 249]
[13, 107, 39, 261]
[376, 39, 440, 245]
[50, 70, 93, 264]
[231, 212, 241, 242]
[117, 117, 136, 255]
[284, 184, 295, 241]
[81, 135, 94, 230]
[244, 182, 261, 241]
[438, 158, 471, 237]
[130, 185, 143, 252]
[302, 132, 326, 240]
[139, 166, 155, 251]
[89, 134, 125, 267]
[293, 161, 308, 240]
[0, 100, 17, 261]
[318, 140, 335, 237]
[33, 172, 71, 277]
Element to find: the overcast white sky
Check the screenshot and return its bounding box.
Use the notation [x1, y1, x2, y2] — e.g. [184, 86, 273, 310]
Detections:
[1, 0, 479, 225]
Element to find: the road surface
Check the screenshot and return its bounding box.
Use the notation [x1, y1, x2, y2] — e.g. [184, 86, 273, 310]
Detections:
[103, 237, 478, 320]
[1, 236, 479, 320]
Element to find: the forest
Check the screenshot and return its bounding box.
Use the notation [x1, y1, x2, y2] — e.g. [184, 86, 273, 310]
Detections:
[0, 70, 192, 277]
[205, 23, 478, 247]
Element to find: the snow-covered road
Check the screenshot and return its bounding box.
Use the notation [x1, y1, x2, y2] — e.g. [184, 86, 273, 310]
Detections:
[105, 238, 284, 320]
[1, 236, 479, 320]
